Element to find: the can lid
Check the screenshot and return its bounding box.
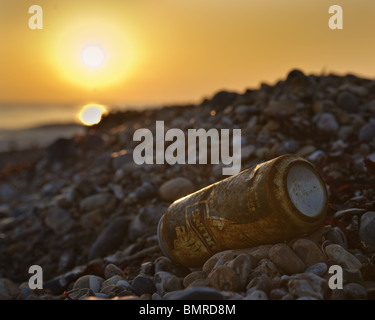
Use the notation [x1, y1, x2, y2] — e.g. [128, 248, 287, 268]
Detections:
[286, 164, 327, 218]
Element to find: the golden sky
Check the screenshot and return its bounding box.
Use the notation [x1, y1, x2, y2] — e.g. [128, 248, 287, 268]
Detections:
[1, 0, 375, 107]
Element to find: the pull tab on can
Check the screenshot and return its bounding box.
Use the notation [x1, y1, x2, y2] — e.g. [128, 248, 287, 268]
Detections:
[157, 154, 328, 268]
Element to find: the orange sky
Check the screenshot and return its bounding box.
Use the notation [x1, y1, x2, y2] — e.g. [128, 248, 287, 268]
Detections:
[1, 0, 375, 107]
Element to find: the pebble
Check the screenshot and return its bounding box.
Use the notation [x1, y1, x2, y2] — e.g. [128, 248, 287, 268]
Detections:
[270, 288, 288, 300]
[88, 216, 130, 260]
[0, 278, 20, 299]
[202, 250, 237, 274]
[128, 205, 166, 241]
[269, 243, 305, 275]
[66, 288, 94, 300]
[315, 113, 339, 133]
[292, 239, 326, 267]
[183, 271, 206, 288]
[207, 265, 242, 292]
[358, 211, 375, 253]
[343, 283, 368, 300]
[80, 193, 113, 212]
[244, 290, 268, 300]
[236, 245, 272, 264]
[104, 263, 125, 279]
[140, 261, 155, 275]
[334, 208, 366, 219]
[358, 122, 375, 142]
[158, 177, 195, 202]
[44, 207, 75, 236]
[336, 91, 360, 112]
[73, 275, 104, 293]
[185, 278, 211, 289]
[324, 226, 348, 249]
[101, 275, 124, 289]
[131, 274, 156, 296]
[251, 258, 280, 279]
[225, 254, 253, 288]
[324, 244, 362, 271]
[304, 262, 328, 277]
[343, 269, 363, 284]
[163, 286, 224, 300]
[246, 274, 273, 295]
[264, 98, 297, 117]
[154, 256, 190, 277]
[154, 271, 182, 295]
[285, 273, 327, 300]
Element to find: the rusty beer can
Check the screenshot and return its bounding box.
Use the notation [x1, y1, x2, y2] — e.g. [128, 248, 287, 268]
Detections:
[157, 154, 328, 267]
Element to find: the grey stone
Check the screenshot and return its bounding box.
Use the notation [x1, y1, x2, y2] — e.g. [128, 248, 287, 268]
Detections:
[325, 226, 348, 249]
[237, 245, 272, 264]
[269, 243, 305, 275]
[324, 244, 362, 271]
[251, 258, 281, 279]
[0, 278, 20, 299]
[131, 274, 156, 296]
[343, 268, 363, 284]
[225, 254, 253, 289]
[244, 290, 268, 300]
[128, 205, 167, 241]
[316, 113, 339, 133]
[202, 250, 237, 274]
[158, 177, 195, 202]
[358, 123, 375, 142]
[270, 288, 288, 300]
[183, 271, 206, 288]
[337, 91, 360, 112]
[164, 286, 224, 300]
[44, 207, 75, 235]
[185, 278, 211, 289]
[207, 265, 241, 292]
[88, 216, 130, 260]
[343, 283, 368, 299]
[359, 211, 375, 253]
[104, 263, 125, 279]
[246, 274, 272, 295]
[292, 238, 326, 267]
[153, 271, 172, 294]
[112, 151, 134, 170]
[304, 262, 328, 277]
[286, 273, 327, 299]
[264, 97, 297, 117]
[80, 193, 113, 212]
[66, 288, 95, 300]
[154, 256, 190, 277]
[73, 275, 104, 293]
[140, 261, 155, 275]
[101, 275, 124, 289]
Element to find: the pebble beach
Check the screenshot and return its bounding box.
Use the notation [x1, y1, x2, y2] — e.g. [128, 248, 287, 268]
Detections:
[0, 70, 374, 301]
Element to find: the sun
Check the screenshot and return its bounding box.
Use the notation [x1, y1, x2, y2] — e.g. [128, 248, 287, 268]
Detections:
[78, 104, 107, 126]
[81, 45, 106, 68]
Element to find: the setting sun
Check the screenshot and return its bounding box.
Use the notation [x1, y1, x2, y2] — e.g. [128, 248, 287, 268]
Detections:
[50, 17, 135, 90]
[78, 104, 107, 126]
[81, 45, 106, 68]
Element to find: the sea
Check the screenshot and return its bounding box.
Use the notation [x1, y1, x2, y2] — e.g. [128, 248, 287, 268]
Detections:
[0, 103, 90, 153]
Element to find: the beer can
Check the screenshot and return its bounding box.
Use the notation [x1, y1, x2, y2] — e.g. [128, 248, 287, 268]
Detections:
[157, 154, 328, 268]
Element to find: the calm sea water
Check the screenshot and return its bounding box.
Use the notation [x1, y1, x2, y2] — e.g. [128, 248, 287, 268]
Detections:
[0, 104, 87, 152]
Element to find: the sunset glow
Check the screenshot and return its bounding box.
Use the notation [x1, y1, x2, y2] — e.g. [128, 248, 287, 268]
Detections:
[1, 0, 375, 107]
